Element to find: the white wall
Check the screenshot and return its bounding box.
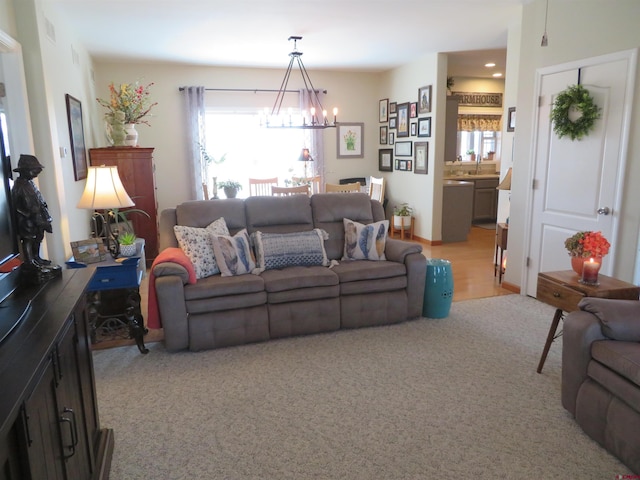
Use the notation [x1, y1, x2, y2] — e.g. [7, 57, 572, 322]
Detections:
[93, 62, 380, 215]
[506, 0, 640, 288]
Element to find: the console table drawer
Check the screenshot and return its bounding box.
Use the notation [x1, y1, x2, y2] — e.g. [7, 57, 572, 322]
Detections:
[536, 276, 585, 312]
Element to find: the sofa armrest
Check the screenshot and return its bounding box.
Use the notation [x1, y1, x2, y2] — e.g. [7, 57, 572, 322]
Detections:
[384, 238, 423, 263]
[578, 297, 640, 341]
[405, 251, 427, 318]
[154, 275, 189, 351]
[561, 310, 608, 415]
[152, 261, 191, 284]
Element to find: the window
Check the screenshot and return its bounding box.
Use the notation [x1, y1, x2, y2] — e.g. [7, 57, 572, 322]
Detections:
[458, 130, 501, 160]
[204, 110, 310, 197]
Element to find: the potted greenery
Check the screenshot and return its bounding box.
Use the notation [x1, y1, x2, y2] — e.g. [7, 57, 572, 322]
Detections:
[393, 203, 413, 230]
[218, 180, 242, 199]
[466, 149, 476, 162]
[119, 231, 137, 257]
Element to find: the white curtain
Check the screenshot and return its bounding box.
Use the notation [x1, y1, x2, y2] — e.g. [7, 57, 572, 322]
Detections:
[299, 89, 325, 189]
[182, 86, 206, 200]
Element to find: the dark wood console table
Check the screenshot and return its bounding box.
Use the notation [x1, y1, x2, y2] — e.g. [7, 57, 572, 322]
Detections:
[0, 268, 113, 479]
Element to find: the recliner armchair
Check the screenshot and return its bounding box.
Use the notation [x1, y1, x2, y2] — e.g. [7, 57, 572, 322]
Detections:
[562, 297, 640, 473]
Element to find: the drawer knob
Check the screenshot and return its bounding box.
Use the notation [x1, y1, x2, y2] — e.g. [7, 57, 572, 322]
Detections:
[553, 292, 560, 297]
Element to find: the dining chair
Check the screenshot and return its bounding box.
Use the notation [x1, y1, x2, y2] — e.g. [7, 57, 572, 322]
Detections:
[202, 182, 209, 200]
[272, 185, 310, 196]
[293, 176, 322, 195]
[325, 182, 361, 193]
[249, 177, 278, 196]
[369, 176, 385, 203]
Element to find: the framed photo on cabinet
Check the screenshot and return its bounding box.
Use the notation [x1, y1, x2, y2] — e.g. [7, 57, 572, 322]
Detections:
[379, 148, 393, 172]
[414, 142, 428, 174]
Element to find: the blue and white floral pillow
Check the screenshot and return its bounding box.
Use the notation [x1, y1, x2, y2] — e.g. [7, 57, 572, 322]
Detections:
[173, 217, 229, 279]
[342, 218, 389, 261]
[251, 229, 330, 273]
[210, 229, 256, 277]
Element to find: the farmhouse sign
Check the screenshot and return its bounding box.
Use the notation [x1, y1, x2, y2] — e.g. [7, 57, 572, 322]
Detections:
[453, 92, 503, 108]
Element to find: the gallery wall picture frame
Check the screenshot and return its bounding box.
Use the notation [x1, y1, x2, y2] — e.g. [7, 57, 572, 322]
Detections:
[380, 126, 388, 144]
[395, 141, 412, 157]
[395, 159, 412, 171]
[337, 122, 365, 158]
[396, 102, 410, 138]
[378, 148, 393, 172]
[410, 122, 417, 136]
[410, 102, 417, 118]
[507, 106, 516, 132]
[418, 85, 432, 114]
[414, 141, 428, 175]
[389, 132, 395, 145]
[65, 94, 88, 181]
[417, 117, 432, 137]
[389, 102, 397, 115]
[379, 98, 389, 123]
[389, 117, 397, 129]
[70, 238, 107, 264]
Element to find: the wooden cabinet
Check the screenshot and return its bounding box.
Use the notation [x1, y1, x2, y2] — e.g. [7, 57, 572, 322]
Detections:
[0, 269, 113, 480]
[472, 178, 499, 223]
[444, 96, 459, 162]
[89, 147, 158, 265]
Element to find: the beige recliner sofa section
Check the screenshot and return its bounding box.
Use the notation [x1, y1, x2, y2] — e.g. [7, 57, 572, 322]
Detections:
[154, 193, 426, 352]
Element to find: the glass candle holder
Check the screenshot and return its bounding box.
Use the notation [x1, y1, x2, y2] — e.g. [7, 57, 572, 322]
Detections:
[580, 257, 602, 285]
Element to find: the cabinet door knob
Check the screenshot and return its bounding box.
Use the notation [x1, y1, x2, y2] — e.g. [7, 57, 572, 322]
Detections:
[553, 292, 560, 297]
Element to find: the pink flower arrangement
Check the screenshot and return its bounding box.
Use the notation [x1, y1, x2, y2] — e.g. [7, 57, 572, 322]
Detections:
[565, 231, 610, 258]
[97, 81, 157, 125]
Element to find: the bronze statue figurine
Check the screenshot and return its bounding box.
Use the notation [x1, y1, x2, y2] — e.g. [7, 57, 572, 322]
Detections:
[11, 154, 61, 281]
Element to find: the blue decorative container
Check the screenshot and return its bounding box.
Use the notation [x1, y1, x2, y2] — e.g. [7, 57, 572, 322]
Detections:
[422, 259, 453, 318]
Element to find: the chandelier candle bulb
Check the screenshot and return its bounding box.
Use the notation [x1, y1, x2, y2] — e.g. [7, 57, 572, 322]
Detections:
[582, 258, 601, 285]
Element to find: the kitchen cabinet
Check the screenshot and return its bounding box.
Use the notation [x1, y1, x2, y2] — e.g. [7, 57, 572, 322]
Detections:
[442, 180, 474, 242]
[472, 177, 499, 223]
[89, 147, 158, 266]
[444, 96, 459, 162]
[0, 269, 113, 480]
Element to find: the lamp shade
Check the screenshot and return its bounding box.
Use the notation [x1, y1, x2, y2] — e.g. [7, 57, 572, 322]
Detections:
[298, 148, 314, 162]
[496, 167, 512, 191]
[77, 166, 134, 210]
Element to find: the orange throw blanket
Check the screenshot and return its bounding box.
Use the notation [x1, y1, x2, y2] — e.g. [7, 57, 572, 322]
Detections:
[147, 248, 196, 329]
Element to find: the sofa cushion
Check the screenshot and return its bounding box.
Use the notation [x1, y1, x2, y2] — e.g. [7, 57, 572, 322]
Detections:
[210, 229, 256, 277]
[591, 340, 640, 388]
[252, 229, 331, 273]
[184, 273, 265, 301]
[173, 217, 229, 279]
[245, 195, 313, 234]
[261, 266, 339, 292]
[331, 259, 406, 283]
[342, 218, 388, 261]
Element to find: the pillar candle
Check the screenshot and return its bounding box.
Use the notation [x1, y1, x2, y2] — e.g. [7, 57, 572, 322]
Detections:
[582, 258, 601, 284]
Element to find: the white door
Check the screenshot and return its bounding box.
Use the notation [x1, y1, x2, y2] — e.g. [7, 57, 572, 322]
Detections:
[526, 50, 636, 297]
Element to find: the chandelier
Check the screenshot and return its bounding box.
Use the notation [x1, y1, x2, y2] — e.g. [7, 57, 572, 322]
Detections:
[265, 36, 338, 129]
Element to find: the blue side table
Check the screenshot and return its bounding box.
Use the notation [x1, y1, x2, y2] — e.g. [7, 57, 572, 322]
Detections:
[67, 238, 148, 354]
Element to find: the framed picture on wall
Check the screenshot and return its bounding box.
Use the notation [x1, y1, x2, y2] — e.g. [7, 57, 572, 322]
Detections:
[414, 142, 428, 174]
[379, 148, 393, 172]
[389, 102, 397, 115]
[418, 117, 431, 137]
[507, 107, 516, 132]
[65, 94, 88, 181]
[396, 102, 409, 138]
[379, 98, 389, 122]
[389, 117, 397, 129]
[410, 122, 417, 136]
[336, 122, 364, 158]
[410, 102, 417, 118]
[380, 126, 388, 144]
[395, 141, 412, 157]
[389, 132, 395, 145]
[418, 85, 432, 114]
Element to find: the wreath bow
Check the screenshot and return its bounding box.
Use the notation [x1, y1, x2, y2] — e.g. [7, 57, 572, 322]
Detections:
[550, 84, 600, 141]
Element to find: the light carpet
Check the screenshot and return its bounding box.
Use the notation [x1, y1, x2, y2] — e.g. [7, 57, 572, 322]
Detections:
[93, 294, 632, 479]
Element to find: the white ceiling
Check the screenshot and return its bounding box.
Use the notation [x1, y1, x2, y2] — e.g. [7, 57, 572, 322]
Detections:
[43, 0, 530, 77]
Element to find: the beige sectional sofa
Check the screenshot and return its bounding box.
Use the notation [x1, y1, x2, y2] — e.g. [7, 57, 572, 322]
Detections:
[153, 193, 426, 352]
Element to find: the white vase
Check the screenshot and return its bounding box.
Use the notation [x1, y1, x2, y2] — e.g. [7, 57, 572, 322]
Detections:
[124, 123, 138, 146]
[393, 215, 412, 230]
[120, 243, 137, 257]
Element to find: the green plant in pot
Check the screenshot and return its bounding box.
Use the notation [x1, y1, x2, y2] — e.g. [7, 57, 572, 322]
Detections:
[119, 231, 138, 257]
[393, 203, 413, 230]
[218, 180, 242, 199]
[466, 149, 476, 162]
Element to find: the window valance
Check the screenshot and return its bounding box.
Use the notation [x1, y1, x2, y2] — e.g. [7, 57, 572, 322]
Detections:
[457, 114, 502, 132]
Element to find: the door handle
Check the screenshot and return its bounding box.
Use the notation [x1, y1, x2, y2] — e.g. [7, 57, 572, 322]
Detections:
[597, 206, 610, 215]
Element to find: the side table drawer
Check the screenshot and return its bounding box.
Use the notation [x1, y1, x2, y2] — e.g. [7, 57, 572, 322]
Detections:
[537, 276, 585, 312]
[89, 258, 140, 291]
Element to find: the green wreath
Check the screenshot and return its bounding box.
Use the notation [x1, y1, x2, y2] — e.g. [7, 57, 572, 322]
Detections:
[550, 84, 600, 141]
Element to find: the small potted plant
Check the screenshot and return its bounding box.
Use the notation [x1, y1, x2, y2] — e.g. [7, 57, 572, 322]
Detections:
[466, 149, 476, 162]
[119, 231, 138, 257]
[218, 180, 242, 199]
[393, 203, 413, 230]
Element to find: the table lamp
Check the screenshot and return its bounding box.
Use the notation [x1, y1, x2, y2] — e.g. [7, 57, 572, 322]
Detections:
[77, 166, 134, 258]
[298, 148, 314, 179]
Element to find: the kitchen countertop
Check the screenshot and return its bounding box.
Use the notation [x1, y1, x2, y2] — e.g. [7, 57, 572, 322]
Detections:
[443, 174, 500, 180]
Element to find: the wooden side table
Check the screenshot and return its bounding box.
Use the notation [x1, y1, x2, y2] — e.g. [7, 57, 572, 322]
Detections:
[390, 216, 415, 240]
[494, 223, 508, 283]
[535, 270, 640, 373]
